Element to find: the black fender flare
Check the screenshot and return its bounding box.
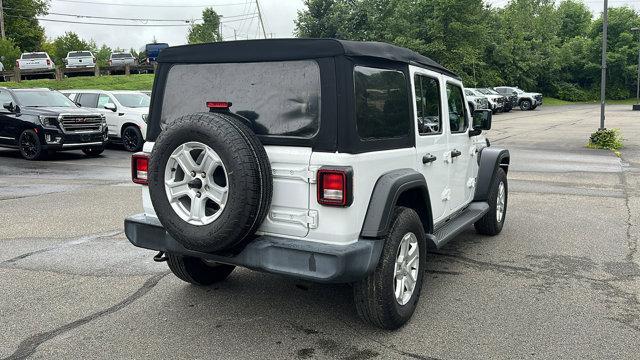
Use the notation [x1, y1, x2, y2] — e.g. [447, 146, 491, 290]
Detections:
[474, 147, 510, 201]
[360, 168, 433, 238]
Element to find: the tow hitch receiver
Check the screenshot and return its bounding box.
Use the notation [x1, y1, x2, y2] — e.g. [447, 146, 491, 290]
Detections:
[153, 251, 168, 262]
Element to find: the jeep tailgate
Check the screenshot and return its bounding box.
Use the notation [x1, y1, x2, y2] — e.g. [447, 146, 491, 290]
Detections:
[257, 145, 313, 238]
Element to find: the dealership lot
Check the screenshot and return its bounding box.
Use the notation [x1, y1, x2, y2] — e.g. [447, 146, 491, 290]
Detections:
[0, 105, 638, 359]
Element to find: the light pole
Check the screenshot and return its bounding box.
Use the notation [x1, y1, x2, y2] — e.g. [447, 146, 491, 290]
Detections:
[632, 27, 640, 111]
[599, 0, 608, 130]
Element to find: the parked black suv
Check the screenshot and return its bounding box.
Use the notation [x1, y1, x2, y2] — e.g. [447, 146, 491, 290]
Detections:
[0, 88, 108, 160]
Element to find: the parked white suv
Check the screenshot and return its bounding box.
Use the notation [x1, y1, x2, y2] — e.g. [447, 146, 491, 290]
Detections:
[62, 90, 149, 151]
[16, 52, 55, 71]
[125, 40, 510, 330]
[64, 51, 96, 69]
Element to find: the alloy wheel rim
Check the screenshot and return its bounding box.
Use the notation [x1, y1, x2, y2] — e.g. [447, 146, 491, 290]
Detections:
[124, 128, 138, 150]
[21, 133, 37, 158]
[393, 232, 420, 306]
[164, 141, 229, 226]
[496, 181, 506, 223]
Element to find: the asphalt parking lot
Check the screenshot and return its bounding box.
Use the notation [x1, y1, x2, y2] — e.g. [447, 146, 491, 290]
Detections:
[1, 105, 638, 359]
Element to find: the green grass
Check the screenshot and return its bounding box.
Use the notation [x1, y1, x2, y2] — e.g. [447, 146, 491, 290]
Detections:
[545, 97, 638, 106]
[1, 74, 154, 91]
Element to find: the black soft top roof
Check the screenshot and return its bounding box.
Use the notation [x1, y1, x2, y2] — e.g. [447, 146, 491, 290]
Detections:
[158, 38, 459, 79]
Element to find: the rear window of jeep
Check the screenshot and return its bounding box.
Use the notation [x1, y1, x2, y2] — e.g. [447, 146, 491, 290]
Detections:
[160, 60, 321, 138]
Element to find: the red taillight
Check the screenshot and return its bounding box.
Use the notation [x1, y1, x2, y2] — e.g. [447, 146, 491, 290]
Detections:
[132, 153, 150, 185]
[206, 101, 232, 110]
[16, 60, 19, 68]
[317, 168, 352, 207]
[93, 57, 96, 63]
[108, 60, 112, 65]
[46, 59, 51, 66]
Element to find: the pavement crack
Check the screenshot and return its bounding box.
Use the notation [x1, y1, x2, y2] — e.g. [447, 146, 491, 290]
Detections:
[2, 272, 169, 360]
[618, 154, 637, 263]
[1, 231, 123, 265]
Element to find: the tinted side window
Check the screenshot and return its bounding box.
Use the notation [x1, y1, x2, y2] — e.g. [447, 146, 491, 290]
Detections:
[0, 91, 14, 110]
[354, 66, 410, 140]
[414, 75, 441, 135]
[77, 94, 98, 108]
[446, 84, 468, 133]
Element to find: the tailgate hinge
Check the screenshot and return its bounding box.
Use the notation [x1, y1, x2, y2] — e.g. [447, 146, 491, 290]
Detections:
[272, 166, 318, 183]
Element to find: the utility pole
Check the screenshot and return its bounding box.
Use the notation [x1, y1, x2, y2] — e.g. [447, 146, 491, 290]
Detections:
[255, 0, 267, 39]
[632, 27, 640, 111]
[599, 0, 608, 130]
[0, 0, 6, 39]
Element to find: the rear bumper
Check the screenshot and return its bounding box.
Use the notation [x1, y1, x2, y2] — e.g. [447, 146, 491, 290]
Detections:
[124, 214, 384, 284]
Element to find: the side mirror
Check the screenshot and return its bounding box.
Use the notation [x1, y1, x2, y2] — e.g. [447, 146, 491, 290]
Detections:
[470, 109, 492, 136]
[104, 103, 117, 112]
[3, 102, 15, 112]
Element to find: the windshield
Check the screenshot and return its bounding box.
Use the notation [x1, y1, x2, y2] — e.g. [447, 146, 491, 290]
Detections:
[22, 53, 47, 59]
[478, 88, 499, 95]
[514, 88, 525, 94]
[112, 53, 133, 59]
[69, 51, 92, 57]
[114, 93, 151, 108]
[14, 91, 78, 108]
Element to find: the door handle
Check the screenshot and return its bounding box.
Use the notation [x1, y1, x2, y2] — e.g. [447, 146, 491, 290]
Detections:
[422, 154, 437, 164]
[451, 149, 462, 158]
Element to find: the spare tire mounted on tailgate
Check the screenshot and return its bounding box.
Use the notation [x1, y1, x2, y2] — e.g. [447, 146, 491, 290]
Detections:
[148, 112, 272, 253]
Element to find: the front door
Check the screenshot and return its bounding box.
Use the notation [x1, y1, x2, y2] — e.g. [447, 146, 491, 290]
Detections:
[411, 67, 450, 223]
[0, 90, 17, 146]
[445, 82, 476, 212]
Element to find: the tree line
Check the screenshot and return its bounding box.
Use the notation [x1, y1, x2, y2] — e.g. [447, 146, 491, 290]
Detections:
[295, 0, 640, 101]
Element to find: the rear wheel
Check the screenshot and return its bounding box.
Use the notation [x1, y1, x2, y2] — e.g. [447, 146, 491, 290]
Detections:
[354, 207, 426, 330]
[167, 254, 235, 286]
[19, 130, 45, 160]
[122, 125, 143, 152]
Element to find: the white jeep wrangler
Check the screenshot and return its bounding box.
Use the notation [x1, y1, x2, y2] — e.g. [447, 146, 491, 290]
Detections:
[125, 39, 510, 330]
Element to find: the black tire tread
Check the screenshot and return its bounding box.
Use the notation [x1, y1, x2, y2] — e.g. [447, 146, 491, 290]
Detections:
[474, 167, 508, 235]
[167, 253, 235, 286]
[353, 207, 426, 330]
[149, 112, 272, 253]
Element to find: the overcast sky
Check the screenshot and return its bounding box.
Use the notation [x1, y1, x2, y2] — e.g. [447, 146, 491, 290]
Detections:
[40, 0, 639, 51]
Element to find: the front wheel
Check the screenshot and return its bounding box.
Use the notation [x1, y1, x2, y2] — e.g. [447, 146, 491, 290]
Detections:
[475, 168, 508, 235]
[19, 130, 45, 160]
[167, 254, 235, 286]
[519, 100, 532, 111]
[122, 125, 143, 152]
[353, 207, 426, 330]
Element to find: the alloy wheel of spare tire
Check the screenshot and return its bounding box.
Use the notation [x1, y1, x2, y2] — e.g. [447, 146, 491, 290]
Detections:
[148, 112, 272, 253]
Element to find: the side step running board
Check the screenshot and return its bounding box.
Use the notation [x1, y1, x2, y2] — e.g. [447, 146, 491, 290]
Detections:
[426, 202, 490, 250]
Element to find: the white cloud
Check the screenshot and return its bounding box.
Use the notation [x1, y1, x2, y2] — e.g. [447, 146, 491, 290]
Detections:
[41, 0, 305, 51]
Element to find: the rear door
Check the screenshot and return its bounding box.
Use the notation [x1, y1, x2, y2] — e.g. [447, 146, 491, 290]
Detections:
[410, 66, 450, 223]
[0, 90, 16, 145]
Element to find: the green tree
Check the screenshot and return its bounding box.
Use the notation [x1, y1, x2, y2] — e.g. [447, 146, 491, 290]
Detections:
[557, 0, 592, 41]
[3, 0, 48, 51]
[188, 8, 222, 44]
[51, 32, 91, 66]
[0, 38, 22, 70]
[94, 44, 112, 68]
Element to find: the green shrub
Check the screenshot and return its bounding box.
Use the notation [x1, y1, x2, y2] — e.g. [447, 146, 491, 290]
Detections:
[555, 82, 591, 102]
[588, 128, 623, 153]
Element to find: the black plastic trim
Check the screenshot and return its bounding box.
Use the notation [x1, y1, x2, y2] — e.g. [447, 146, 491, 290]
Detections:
[360, 169, 432, 238]
[125, 214, 384, 284]
[474, 147, 510, 201]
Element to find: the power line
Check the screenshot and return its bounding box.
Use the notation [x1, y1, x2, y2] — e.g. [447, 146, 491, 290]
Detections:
[4, 14, 196, 26]
[52, 0, 247, 8]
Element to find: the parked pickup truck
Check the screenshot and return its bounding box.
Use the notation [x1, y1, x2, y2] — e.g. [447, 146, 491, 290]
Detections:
[65, 51, 96, 69]
[109, 52, 136, 68]
[16, 52, 55, 71]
